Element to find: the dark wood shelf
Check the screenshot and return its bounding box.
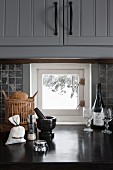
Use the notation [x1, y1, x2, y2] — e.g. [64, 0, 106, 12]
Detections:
[0, 58, 113, 64]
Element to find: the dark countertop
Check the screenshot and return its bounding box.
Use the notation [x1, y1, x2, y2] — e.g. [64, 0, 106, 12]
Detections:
[0, 125, 113, 170]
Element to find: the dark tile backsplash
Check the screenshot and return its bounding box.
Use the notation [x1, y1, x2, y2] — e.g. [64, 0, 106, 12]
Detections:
[0, 64, 23, 122]
[98, 64, 113, 109]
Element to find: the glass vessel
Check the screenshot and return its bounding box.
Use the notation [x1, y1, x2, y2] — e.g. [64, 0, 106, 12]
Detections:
[102, 108, 113, 134]
[83, 107, 93, 132]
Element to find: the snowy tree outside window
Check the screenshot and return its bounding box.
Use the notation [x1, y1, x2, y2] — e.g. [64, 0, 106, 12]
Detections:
[42, 74, 79, 109]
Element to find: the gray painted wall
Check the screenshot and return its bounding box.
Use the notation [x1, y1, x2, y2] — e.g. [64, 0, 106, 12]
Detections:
[0, 46, 113, 59]
[23, 64, 30, 96]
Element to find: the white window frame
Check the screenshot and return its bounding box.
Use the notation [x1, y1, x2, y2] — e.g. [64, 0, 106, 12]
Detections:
[30, 63, 92, 124]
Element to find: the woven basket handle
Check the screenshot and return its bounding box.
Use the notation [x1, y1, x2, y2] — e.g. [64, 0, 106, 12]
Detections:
[28, 91, 38, 101]
[32, 91, 38, 98]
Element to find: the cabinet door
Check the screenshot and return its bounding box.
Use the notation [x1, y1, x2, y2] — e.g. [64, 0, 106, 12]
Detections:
[0, 0, 63, 46]
[64, 0, 113, 45]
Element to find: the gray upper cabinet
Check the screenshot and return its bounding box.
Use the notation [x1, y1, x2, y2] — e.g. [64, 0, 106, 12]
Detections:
[64, 0, 113, 45]
[0, 0, 113, 46]
[0, 0, 63, 45]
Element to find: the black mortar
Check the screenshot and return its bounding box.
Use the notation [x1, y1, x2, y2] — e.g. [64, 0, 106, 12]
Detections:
[37, 116, 56, 141]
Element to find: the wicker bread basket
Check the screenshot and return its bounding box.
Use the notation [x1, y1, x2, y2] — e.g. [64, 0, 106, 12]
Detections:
[2, 90, 38, 125]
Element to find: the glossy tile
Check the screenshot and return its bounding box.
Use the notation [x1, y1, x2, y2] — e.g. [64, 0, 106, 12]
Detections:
[99, 64, 113, 109]
[0, 64, 23, 122]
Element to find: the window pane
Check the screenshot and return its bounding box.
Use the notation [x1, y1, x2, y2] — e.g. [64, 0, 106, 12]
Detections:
[42, 74, 79, 109]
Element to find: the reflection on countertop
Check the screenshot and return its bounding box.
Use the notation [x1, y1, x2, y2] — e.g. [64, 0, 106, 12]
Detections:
[0, 125, 113, 163]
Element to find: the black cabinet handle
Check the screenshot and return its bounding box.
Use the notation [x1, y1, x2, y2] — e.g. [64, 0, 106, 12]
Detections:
[54, 2, 58, 36]
[69, 1, 73, 35]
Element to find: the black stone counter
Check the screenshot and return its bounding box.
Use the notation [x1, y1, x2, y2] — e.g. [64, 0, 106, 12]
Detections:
[0, 125, 113, 170]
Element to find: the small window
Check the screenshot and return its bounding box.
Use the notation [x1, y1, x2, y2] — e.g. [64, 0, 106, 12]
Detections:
[30, 63, 91, 123]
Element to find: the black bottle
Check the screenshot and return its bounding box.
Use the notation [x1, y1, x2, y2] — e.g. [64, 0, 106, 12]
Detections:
[92, 83, 104, 129]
